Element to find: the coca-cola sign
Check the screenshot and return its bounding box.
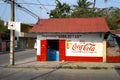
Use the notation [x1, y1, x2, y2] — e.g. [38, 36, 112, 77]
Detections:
[66, 40, 103, 57]
[72, 43, 96, 53]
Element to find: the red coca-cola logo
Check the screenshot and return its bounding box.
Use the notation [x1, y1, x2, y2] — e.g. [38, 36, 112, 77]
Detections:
[72, 43, 96, 52]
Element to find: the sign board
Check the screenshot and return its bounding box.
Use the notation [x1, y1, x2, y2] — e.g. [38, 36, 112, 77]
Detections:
[8, 21, 18, 30]
[66, 40, 103, 57]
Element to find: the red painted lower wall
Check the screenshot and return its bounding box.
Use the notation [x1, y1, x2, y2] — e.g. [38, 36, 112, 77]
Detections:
[65, 56, 103, 62]
[37, 55, 103, 62]
[59, 40, 66, 61]
[41, 40, 47, 61]
[107, 56, 120, 62]
[37, 55, 41, 61]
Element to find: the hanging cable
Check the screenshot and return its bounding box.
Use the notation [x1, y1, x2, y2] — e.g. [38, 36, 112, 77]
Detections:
[3, 0, 40, 20]
[37, 0, 49, 12]
[15, 6, 36, 24]
[22, 0, 41, 18]
[111, 0, 120, 3]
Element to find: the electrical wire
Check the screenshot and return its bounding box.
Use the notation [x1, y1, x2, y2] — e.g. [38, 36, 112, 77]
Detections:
[3, 0, 40, 20]
[37, 0, 49, 12]
[15, 6, 20, 22]
[1, 0, 120, 24]
[15, 7, 36, 24]
[15, 0, 37, 24]
[111, 0, 120, 3]
[22, 0, 41, 18]
[16, 2, 56, 6]
[15, 2, 40, 20]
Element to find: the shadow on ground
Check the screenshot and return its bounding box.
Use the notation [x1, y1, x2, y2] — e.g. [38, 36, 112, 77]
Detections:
[115, 65, 120, 77]
[30, 62, 70, 80]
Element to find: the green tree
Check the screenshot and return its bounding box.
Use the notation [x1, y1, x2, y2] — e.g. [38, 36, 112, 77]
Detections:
[95, 7, 120, 30]
[106, 8, 120, 29]
[71, 0, 93, 17]
[49, 0, 70, 18]
[93, 0, 108, 16]
[49, 0, 119, 30]
[0, 20, 9, 42]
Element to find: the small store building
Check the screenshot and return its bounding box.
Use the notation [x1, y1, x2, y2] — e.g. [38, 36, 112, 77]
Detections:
[31, 18, 110, 62]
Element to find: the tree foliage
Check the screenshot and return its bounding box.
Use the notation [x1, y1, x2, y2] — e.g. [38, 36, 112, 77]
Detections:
[95, 7, 120, 29]
[49, 0, 120, 30]
[0, 20, 9, 42]
[71, 0, 93, 17]
[49, 0, 70, 18]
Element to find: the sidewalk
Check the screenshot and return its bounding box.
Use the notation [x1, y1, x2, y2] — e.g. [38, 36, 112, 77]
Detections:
[1, 49, 120, 70]
[4, 61, 120, 70]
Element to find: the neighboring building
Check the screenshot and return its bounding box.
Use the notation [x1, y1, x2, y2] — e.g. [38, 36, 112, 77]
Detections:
[107, 30, 120, 62]
[15, 23, 36, 49]
[106, 18, 120, 62]
[31, 18, 110, 62]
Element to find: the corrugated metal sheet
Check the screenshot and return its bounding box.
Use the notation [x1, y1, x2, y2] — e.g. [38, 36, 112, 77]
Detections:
[110, 30, 120, 34]
[30, 17, 110, 33]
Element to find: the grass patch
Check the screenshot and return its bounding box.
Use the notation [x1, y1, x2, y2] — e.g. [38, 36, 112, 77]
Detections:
[90, 67, 108, 70]
[62, 66, 73, 69]
[75, 66, 87, 69]
[61, 66, 87, 69]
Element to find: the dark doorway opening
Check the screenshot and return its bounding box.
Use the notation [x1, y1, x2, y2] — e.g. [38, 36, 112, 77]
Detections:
[47, 40, 59, 61]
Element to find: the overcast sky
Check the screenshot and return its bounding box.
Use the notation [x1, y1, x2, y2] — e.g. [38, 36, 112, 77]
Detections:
[0, 0, 120, 24]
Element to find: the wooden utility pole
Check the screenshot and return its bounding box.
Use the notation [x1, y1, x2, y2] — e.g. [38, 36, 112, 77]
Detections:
[10, 0, 15, 65]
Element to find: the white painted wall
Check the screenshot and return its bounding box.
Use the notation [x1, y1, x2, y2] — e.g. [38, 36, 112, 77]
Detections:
[15, 22, 21, 38]
[37, 36, 41, 55]
[37, 33, 104, 57]
[65, 33, 104, 57]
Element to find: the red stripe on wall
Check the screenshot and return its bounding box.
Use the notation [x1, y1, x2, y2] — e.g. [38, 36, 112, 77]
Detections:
[65, 56, 103, 62]
[59, 40, 66, 61]
[107, 56, 120, 62]
[41, 40, 47, 61]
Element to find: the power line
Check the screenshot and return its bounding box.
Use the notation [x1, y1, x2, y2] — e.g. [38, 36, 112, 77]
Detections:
[111, 0, 120, 3]
[37, 0, 49, 12]
[3, 0, 40, 20]
[15, 2, 120, 9]
[16, 2, 56, 6]
[22, 0, 41, 18]
[15, 2, 40, 20]
[15, 7, 36, 24]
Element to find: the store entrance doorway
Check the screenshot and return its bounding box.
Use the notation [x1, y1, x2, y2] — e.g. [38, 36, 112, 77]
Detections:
[47, 40, 59, 61]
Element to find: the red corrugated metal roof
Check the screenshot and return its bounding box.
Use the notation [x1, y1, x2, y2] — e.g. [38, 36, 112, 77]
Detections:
[30, 17, 110, 33]
[110, 30, 120, 34]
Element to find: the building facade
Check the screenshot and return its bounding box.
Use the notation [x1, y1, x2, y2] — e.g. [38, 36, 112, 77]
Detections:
[31, 18, 110, 62]
[15, 23, 36, 49]
[107, 30, 120, 62]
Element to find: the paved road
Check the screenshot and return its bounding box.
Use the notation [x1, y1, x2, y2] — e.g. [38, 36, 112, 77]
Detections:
[0, 49, 36, 66]
[0, 49, 120, 80]
[0, 68, 120, 80]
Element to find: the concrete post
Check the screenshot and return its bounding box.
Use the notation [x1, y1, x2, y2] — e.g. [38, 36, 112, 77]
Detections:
[103, 39, 107, 63]
[10, 0, 15, 65]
